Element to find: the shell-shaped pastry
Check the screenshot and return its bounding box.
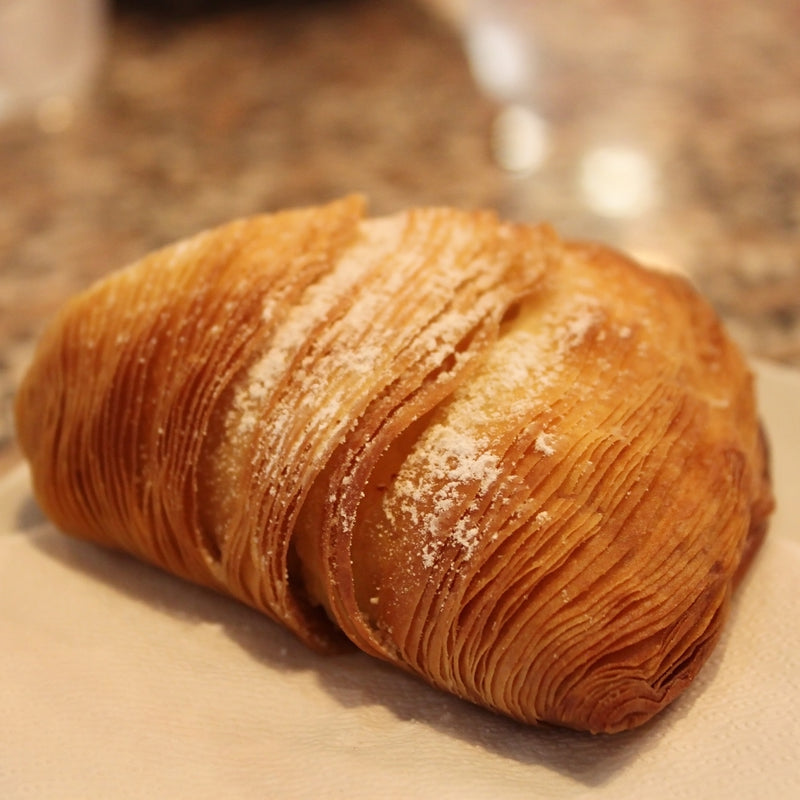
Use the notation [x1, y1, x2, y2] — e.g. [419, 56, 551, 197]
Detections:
[15, 196, 772, 733]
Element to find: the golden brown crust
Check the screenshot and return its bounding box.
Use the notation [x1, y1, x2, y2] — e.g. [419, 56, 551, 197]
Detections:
[15, 198, 772, 733]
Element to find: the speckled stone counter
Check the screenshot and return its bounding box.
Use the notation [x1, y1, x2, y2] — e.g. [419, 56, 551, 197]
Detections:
[1, 0, 799, 472]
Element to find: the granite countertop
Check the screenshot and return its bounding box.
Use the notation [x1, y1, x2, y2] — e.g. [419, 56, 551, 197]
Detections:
[1, 0, 799, 473]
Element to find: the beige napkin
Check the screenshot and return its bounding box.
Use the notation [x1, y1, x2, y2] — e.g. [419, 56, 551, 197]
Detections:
[2, 363, 798, 799]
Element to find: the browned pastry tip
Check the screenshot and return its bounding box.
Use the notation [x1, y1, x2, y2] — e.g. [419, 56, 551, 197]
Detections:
[15, 197, 773, 733]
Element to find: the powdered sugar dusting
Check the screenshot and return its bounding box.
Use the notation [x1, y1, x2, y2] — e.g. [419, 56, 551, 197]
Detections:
[535, 431, 557, 456]
[561, 297, 602, 347]
[227, 217, 413, 449]
[464, 292, 603, 409]
[233, 225, 386, 425]
[386, 423, 501, 564]
[421, 541, 441, 570]
[385, 290, 605, 570]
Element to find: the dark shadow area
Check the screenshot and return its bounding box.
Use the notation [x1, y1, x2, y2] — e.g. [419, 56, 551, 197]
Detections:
[14, 490, 48, 531]
[112, 0, 360, 21]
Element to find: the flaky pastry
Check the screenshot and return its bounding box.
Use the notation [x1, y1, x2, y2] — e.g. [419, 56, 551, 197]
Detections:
[15, 196, 773, 733]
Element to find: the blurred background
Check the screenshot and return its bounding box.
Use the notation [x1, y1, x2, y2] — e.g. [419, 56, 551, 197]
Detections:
[1, 0, 798, 472]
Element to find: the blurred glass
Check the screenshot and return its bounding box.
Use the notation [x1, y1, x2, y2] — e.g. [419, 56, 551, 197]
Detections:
[456, 1, 697, 269]
[462, 0, 665, 228]
[0, 0, 106, 126]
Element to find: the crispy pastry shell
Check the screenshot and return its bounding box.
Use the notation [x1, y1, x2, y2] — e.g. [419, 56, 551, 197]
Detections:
[16, 196, 773, 733]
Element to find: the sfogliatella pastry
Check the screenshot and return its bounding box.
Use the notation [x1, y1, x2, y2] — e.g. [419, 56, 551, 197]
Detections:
[15, 196, 773, 734]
